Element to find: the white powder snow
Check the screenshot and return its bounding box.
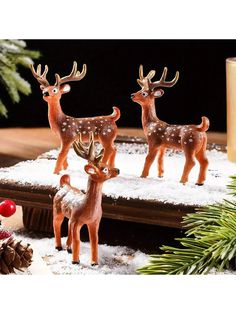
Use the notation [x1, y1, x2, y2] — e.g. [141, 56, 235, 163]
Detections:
[0, 143, 235, 206]
[16, 235, 148, 275]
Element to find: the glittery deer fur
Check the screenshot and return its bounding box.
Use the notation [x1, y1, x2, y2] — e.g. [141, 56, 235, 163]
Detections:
[31, 62, 120, 174]
[131, 65, 209, 185]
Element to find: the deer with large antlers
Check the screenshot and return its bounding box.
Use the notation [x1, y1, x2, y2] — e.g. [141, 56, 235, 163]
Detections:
[31, 61, 120, 174]
[53, 133, 120, 265]
[131, 65, 209, 185]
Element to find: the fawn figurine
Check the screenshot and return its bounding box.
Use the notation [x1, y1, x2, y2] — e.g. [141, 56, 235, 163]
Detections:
[53, 132, 120, 265]
[131, 65, 209, 185]
[31, 61, 120, 174]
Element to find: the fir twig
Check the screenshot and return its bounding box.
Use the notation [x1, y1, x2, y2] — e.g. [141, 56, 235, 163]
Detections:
[0, 39, 40, 117]
[137, 177, 236, 275]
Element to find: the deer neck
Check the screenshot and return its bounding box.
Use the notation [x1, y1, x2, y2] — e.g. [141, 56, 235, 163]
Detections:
[141, 99, 159, 127]
[47, 99, 65, 133]
[84, 177, 103, 209]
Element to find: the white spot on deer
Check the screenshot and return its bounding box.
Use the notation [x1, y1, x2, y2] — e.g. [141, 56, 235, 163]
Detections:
[161, 135, 164, 138]
[62, 128, 66, 132]
[148, 133, 151, 136]
[72, 122, 75, 125]
[167, 138, 170, 141]
[103, 132, 106, 135]
[189, 139, 193, 142]
[83, 131, 86, 134]
[178, 140, 181, 143]
[184, 141, 187, 144]
[79, 121, 82, 124]
[88, 121, 91, 124]
[158, 128, 162, 131]
[108, 129, 112, 133]
[63, 122, 67, 126]
[88, 126, 91, 130]
[68, 125, 71, 128]
[171, 134, 174, 137]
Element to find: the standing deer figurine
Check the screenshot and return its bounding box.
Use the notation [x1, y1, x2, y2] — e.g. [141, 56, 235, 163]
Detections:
[31, 61, 120, 174]
[53, 132, 120, 265]
[131, 65, 209, 185]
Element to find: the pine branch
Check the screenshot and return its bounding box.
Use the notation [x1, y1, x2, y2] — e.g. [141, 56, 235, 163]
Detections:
[138, 177, 236, 275]
[0, 39, 40, 117]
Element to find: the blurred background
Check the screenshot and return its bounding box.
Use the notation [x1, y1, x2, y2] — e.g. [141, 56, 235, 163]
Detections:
[1, 39, 236, 131]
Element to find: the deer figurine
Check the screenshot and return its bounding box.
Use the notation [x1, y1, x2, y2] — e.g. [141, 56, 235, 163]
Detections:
[53, 132, 120, 266]
[31, 61, 120, 174]
[131, 65, 209, 185]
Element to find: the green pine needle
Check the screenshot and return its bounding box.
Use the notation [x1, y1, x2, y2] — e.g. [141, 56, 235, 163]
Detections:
[137, 177, 236, 275]
[0, 39, 40, 117]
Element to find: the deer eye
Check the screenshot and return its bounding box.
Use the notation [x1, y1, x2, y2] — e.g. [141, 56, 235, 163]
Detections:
[141, 91, 148, 97]
[102, 167, 109, 174]
[52, 88, 58, 94]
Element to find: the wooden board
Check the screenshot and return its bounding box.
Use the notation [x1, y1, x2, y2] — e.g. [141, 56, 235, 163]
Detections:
[0, 134, 226, 232]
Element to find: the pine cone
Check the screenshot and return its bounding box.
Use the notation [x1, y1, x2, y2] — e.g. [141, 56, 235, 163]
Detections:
[0, 236, 33, 274]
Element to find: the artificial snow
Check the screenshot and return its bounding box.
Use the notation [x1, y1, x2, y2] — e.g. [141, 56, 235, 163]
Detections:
[0, 143, 235, 206]
[16, 234, 148, 275]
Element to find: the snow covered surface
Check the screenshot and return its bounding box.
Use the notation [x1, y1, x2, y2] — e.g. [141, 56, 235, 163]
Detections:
[16, 234, 148, 275]
[0, 143, 235, 206]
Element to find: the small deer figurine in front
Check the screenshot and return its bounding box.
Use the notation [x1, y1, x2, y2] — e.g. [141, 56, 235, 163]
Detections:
[131, 65, 209, 185]
[53, 133, 119, 265]
[31, 62, 120, 174]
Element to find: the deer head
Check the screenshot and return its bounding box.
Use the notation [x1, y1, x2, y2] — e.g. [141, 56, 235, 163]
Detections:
[131, 65, 179, 106]
[30, 61, 87, 103]
[73, 132, 120, 182]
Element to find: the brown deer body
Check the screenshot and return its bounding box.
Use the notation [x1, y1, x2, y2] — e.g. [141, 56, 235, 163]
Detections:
[53, 133, 119, 265]
[31, 62, 120, 174]
[131, 65, 209, 185]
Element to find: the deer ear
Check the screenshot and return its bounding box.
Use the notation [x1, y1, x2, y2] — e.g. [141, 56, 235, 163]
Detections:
[60, 84, 71, 94]
[153, 89, 164, 98]
[84, 164, 97, 175]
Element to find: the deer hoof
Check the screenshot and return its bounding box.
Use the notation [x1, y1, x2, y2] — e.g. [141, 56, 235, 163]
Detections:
[67, 248, 72, 254]
[72, 261, 80, 265]
[158, 175, 164, 178]
[55, 246, 63, 251]
[91, 262, 98, 267]
[195, 183, 204, 186]
[141, 174, 147, 178]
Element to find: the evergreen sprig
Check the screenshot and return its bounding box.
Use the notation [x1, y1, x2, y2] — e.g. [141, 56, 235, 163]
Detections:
[0, 40, 40, 117]
[138, 181, 236, 275]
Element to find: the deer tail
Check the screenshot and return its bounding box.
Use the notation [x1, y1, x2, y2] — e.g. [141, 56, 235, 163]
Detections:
[60, 174, 71, 187]
[196, 116, 210, 132]
[110, 106, 121, 121]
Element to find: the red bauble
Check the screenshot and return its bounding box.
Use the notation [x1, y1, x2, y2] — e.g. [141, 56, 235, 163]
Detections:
[0, 199, 16, 217]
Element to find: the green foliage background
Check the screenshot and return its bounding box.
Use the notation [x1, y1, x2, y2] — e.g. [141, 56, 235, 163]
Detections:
[0, 40, 40, 117]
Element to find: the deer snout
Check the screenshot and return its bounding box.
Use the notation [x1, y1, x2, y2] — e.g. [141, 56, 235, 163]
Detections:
[131, 93, 135, 99]
[114, 168, 120, 175]
[42, 90, 49, 97]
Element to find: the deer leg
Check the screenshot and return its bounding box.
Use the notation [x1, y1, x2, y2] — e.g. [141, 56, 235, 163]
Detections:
[66, 219, 72, 254]
[100, 143, 116, 167]
[53, 212, 64, 251]
[108, 144, 117, 168]
[195, 139, 209, 185]
[180, 151, 196, 184]
[157, 147, 166, 178]
[87, 220, 100, 266]
[54, 142, 71, 174]
[141, 145, 158, 178]
[72, 222, 82, 264]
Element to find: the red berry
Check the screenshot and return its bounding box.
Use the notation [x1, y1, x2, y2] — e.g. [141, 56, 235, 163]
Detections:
[0, 199, 16, 217]
[0, 228, 12, 240]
